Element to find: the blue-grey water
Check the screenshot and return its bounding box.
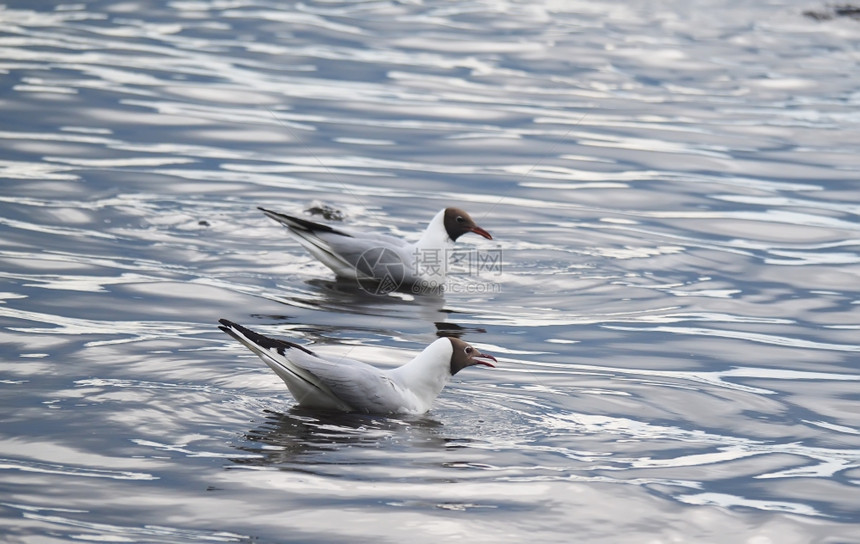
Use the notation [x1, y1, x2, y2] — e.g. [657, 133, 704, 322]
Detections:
[1, 1, 859, 542]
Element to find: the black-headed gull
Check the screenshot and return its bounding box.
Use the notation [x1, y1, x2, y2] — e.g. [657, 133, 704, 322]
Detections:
[219, 319, 496, 415]
[258, 207, 492, 289]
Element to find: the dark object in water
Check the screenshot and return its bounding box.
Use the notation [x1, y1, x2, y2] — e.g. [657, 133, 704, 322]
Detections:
[803, 4, 860, 21]
[434, 321, 487, 338]
[306, 204, 346, 221]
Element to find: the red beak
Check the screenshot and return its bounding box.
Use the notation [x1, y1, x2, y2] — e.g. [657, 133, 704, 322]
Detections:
[470, 226, 493, 240]
[474, 351, 497, 368]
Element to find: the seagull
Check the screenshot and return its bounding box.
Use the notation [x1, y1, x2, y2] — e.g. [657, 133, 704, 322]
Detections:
[257, 207, 492, 289]
[218, 319, 496, 415]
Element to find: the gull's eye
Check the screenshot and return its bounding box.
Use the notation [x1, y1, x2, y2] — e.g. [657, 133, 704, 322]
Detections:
[456, 216, 465, 223]
[465, 346, 473, 354]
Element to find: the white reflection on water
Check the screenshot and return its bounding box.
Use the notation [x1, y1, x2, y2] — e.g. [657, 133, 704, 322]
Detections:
[1, 0, 860, 542]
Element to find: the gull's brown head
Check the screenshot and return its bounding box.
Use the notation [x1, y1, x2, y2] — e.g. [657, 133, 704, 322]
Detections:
[443, 207, 492, 241]
[447, 337, 497, 375]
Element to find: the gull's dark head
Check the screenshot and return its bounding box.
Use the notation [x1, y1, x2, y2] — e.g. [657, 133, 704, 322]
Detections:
[447, 337, 497, 375]
[443, 207, 492, 241]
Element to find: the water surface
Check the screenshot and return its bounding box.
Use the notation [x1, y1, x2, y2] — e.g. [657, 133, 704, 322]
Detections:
[1, 1, 859, 542]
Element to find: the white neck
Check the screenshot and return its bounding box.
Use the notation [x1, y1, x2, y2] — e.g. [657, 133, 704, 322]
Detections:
[415, 209, 452, 252]
[389, 338, 453, 412]
[412, 209, 453, 283]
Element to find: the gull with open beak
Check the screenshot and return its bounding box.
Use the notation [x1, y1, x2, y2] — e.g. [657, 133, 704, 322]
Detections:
[219, 319, 496, 415]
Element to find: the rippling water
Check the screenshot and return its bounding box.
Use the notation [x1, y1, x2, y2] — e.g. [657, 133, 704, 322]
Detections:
[2, 0, 860, 542]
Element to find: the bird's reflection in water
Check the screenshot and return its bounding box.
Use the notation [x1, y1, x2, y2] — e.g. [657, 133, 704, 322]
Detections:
[263, 277, 446, 324]
[306, 278, 445, 315]
[256, 277, 487, 341]
[230, 407, 454, 469]
[433, 321, 487, 339]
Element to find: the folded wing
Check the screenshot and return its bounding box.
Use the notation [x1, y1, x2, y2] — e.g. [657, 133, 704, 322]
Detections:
[219, 319, 409, 413]
[258, 207, 413, 280]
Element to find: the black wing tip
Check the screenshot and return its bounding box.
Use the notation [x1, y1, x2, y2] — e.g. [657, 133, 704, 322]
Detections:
[218, 318, 248, 335]
[217, 319, 316, 356]
[257, 207, 351, 237]
[258, 207, 290, 223]
[285, 340, 315, 355]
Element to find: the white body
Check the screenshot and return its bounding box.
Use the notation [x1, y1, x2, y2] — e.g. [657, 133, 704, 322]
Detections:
[222, 320, 457, 415]
[263, 208, 455, 287]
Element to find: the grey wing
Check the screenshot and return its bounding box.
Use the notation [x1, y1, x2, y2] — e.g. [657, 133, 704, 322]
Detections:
[288, 351, 407, 413]
[310, 231, 413, 280]
[219, 319, 354, 411]
[259, 207, 413, 279]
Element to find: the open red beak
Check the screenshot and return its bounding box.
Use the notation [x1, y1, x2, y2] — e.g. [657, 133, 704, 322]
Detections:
[470, 226, 493, 240]
[474, 351, 497, 368]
